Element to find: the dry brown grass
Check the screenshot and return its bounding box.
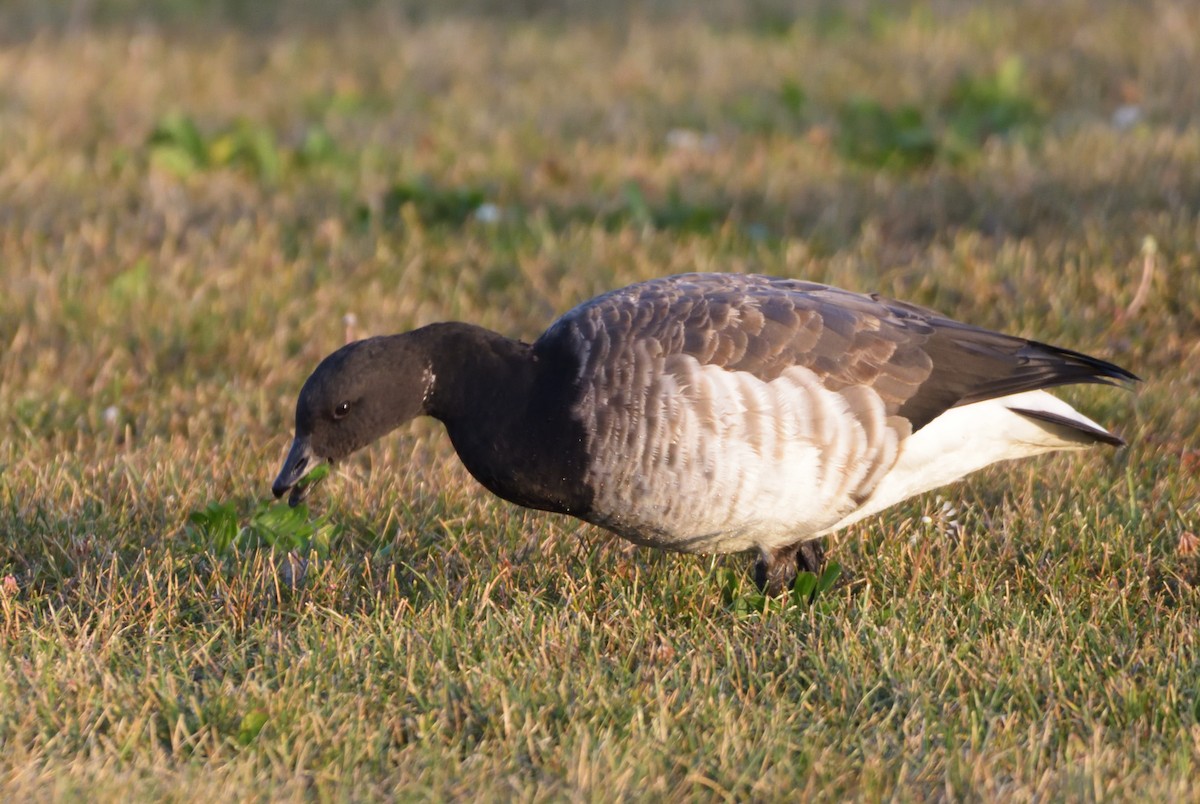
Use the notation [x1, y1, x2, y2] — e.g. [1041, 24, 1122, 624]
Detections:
[1, 1, 1199, 800]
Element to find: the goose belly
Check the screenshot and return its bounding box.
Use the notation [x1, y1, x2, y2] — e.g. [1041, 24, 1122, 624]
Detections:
[577, 352, 903, 554]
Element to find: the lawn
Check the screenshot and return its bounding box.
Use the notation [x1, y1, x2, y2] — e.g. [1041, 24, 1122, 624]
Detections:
[1, 0, 1199, 799]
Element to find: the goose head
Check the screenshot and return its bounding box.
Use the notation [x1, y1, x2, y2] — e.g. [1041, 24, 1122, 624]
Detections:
[272, 335, 432, 506]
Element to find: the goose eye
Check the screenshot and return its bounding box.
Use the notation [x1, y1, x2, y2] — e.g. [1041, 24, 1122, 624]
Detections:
[333, 401, 351, 420]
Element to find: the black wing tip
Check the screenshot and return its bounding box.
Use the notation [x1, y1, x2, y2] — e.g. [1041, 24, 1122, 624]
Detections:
[1025, 340, 1140, 388]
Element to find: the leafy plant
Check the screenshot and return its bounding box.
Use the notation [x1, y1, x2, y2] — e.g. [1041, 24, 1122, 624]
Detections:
[297, 125, 339, 167]
[186, 484, 340, 559]
[836, 98, 938, 170]
[791, 560, 842, 606]
[207, 119, 283, 182]
[723, 560, 843, 614]
[147, 113, 340, 181]
[942, 56, 1041, 158]
[107, 258, 152, 307]
[378, 178, 488, 227]
[237, 708, 270, 746]
[779, 78, 807, 117]
[147, 111, 209, 176]
[612, 182, 723, 233]
[835, 58, 1041, 170]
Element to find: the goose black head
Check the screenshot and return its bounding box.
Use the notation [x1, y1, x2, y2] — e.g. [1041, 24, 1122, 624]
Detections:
[272, 335, 432, 506]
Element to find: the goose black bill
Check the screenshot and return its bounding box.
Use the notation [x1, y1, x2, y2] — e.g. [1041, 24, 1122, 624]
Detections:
[272, 437, 323, 507]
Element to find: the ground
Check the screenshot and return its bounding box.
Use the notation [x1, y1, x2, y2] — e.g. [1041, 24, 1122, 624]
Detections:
[1, 1, 1198, 799]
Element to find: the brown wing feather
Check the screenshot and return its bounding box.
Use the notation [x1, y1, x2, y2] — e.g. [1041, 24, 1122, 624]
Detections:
[539, 273, 1136, 432]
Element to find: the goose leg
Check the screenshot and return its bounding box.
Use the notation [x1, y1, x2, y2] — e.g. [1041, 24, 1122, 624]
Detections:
[796, 539, 825, 576]
[754, 539, 826, 596]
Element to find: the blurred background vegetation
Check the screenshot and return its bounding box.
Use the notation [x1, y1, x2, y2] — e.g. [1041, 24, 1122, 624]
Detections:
[1, 1, 1198, 799]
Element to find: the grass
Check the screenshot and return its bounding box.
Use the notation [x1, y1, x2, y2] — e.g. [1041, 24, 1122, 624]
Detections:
[1, 0, 1199, 799]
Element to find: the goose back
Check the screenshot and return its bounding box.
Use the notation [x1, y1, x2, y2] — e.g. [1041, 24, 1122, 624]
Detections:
[534, 273, 1131, 553]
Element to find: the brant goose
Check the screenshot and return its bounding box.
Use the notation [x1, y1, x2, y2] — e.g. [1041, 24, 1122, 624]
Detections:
[272, 273, 1135, 594]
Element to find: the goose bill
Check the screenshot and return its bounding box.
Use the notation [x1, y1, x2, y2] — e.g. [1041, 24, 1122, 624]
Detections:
[272, 437, 317, 506]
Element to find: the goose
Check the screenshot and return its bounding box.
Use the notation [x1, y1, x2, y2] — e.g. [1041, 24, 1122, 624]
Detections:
[272, 273, 1136, 594]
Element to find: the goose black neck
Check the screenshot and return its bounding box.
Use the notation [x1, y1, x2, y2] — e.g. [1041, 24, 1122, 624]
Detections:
[408, 321, 593, 518]
[410, 322, 536, 425]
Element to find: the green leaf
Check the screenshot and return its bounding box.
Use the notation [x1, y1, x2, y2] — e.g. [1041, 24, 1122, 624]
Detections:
[835, 97, 937, 170]
[790, 561, 841, 606]
[237, 708, 269, 746]
[720, 567, 740, 606]
[380, 179, 488, 227]
[185, 501, 240, 554]
[108, 258, 152, 306]
[791, 572, 818, 606]
[298, 125, 339, 166]
[816, 561, 842, 596]
[149, 144, 202, 177]
[300, 463, 330, 485]
[148, 112, 209, 175]
[184, 495, 339, 559]
[621, 181, 653, 227]
[243, 124, 282, 182]
[780, 79, 807, 116]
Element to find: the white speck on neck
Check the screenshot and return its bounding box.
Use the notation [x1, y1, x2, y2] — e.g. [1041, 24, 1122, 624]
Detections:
[422, 365, 436, 404]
